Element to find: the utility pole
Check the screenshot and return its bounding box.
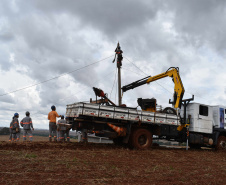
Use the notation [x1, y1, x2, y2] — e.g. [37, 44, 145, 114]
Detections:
[112, 42, 123, 106]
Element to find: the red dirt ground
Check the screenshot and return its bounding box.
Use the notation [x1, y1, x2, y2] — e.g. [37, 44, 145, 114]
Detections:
[0, 140, 225, 185]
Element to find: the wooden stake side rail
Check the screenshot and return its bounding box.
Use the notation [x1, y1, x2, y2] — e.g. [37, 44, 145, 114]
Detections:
[66, 102, 180, 126]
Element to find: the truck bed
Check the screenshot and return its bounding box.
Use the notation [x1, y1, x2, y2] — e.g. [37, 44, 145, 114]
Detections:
[66, 102, 180, 126]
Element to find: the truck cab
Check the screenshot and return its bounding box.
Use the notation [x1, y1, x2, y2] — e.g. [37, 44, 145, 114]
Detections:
[180, 103, 226, 149]
[212, 105, 226, 129]
[181, 103, 213, 134]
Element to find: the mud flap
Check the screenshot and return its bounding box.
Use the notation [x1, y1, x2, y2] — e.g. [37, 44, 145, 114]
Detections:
[123, 123, 132, 143]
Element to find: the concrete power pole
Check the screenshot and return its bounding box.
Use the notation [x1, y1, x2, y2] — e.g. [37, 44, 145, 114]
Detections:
[118, 65, 122, 106]
[113, 42, 123, 106]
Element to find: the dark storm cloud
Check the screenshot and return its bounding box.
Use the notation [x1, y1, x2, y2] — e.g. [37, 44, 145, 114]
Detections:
[0, 7, 100, 87]
[31, 0, 159, 38]
[164, 0, 226, 54]
[29, 0, 226, 57]
[2, 0, 224, 81]
[0, 0, 224, 87]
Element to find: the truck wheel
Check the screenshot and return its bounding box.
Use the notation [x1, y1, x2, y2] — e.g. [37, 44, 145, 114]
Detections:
[132, 129, 152, 149]
[216, 136, 226, 151]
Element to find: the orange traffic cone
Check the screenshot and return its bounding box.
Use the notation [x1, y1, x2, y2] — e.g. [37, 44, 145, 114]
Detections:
[107, 123, 126, 136]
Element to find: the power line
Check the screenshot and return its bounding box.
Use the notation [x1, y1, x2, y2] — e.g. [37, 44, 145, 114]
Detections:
[57, 69, 117, 104]
[0, 55, 114, 97]
[123, 56, 173, 95]
[115, 78, 118, 104]
[124, 56, 205, 100]
[124, 57, 148, 76]
[122, 67, 146, 77]
[28, 69, 118, 118]
[110, 68, 117, 99]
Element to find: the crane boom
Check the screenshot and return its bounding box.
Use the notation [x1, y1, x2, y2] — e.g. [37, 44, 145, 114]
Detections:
[121, 67, 185, 108]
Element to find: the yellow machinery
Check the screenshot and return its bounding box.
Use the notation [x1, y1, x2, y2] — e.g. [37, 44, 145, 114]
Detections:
[121, 67, 185, 111]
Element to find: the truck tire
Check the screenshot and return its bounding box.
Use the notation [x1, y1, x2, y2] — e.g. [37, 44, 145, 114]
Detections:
[131, 129, 152, 149]
[162, 107, 177, 115]
[216, 136, 226, 151]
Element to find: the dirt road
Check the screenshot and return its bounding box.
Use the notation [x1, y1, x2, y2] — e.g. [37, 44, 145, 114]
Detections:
[0, 140, 225, 185]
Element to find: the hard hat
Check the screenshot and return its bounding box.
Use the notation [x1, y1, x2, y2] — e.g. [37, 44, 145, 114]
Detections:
[14, 113, 19, 117]
[26, 111, 30, 116]
[51, 105, 56, 110]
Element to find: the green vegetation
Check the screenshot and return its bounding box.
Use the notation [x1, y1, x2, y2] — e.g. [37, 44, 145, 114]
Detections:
[25, 153, 37, 159]
[0, 127, 10, 135]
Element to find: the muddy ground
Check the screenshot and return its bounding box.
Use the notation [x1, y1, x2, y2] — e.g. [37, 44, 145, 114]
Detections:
[0, 138, 225, 185]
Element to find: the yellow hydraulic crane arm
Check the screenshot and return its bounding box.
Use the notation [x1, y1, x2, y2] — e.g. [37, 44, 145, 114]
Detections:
[121, 67, 185, 109]
[146, 68, 184, 108]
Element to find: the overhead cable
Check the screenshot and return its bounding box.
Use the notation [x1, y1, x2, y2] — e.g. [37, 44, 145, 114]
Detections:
[122, 67, 146, 76]
[124, 56, 172, 95]
[110, 68, 117, 99]
[124, 57, 148, 76]
[28, 69, 118, 118]
[0, 55, 114, 97]
[57, 69, 117, 104]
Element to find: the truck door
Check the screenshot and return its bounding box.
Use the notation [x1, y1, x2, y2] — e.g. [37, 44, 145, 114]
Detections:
[224, 109, 226, 129]
[219, 108, 224, 129]
[198, 105, 212, 133]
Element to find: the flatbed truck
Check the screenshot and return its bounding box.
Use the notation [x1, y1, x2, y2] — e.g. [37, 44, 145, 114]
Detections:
[66, 67, 226, 150]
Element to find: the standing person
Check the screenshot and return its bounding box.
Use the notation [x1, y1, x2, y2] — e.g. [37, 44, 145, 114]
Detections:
[9, 116, 14, 142]
[57, 115, 71, 142]
[48, 105, 61, 142]
[20, 111, 34, 142]
[65, 117, 71, 142]
[81, 129, 88, 143]
[65, 126, 71, 142]
[57, 115, 66, 142]
[10, 113, 20, 142]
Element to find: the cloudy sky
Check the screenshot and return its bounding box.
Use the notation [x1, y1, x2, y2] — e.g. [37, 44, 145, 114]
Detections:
[1, 0, 226, 129]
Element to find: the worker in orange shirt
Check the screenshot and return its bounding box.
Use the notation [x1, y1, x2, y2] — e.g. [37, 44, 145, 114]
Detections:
[48, 105, 61, 142]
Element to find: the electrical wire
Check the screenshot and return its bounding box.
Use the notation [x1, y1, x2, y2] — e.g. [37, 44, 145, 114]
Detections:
[4, 55, 118, 121]
[124, 56, 173, 95]
[115, 78, 118, 104]
[0, 55, 114, 97]
[124, 56, 148, 76]
[29, 68, 118, 118]
[109, 68, 117, 99]
[124, 56, 206, 100]
[57, 69, 117, 104]
[121, 67, 146, 77]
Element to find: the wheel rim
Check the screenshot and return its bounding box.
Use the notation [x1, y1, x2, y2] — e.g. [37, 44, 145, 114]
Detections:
[138, 134, 148, 146]
[219, 140, 226, 149]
